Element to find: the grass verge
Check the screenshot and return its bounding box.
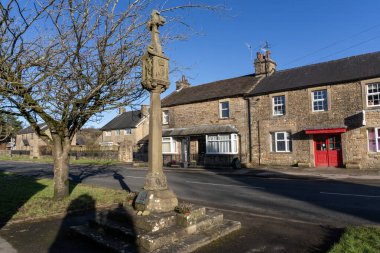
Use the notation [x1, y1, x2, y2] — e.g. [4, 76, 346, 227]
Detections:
[0, 172, 130, 223]
[328, 226, 380, 253]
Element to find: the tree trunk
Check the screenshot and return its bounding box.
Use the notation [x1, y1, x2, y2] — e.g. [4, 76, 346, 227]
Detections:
[52, 135, 72, 200]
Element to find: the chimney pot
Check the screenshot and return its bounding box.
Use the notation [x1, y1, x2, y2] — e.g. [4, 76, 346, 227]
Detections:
[140, 105, 149, 117]
[254, 51, 276, 77]
[118, 107, 126, 115]
[176, 75, 190, 91]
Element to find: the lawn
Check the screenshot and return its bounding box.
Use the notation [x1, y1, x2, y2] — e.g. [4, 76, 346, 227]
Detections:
[328, 226, 380, 253]
[0, 171, 131, 224]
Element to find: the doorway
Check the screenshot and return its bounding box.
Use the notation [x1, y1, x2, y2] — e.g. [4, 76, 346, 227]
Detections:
[313, 134, 343, 167]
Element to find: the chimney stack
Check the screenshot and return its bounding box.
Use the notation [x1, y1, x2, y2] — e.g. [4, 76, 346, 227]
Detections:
[140, 105, 149, 117]
[254, 50, 276, 77]
[118, 107, 126, 115]
[175, 75, 190, 91]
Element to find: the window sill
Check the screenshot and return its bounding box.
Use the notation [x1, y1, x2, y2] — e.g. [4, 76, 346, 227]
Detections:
[270, 152, 292, 154]
[206, 153, 238, 155]
[366, 105, 380, 110]
[311, 110, 329, 113]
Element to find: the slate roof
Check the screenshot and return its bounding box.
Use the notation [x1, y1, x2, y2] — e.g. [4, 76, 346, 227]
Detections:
[250, 51, 380, 96]
[162, 124, 238, 137]
[138, 124, 238, 142]
[162, 74, 261, 107]
[18, 123, 48, 134]
[101, 110, 146, 131]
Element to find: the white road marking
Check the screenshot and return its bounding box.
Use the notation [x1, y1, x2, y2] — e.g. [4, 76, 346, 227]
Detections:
[320, 191, 380, 198]
[185, 180, 265, 189]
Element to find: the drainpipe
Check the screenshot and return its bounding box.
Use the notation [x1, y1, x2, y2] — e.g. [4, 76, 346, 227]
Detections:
[257, 120, 261, 165]
[244, 97, 252, 163]
[238, 133, 242, 163]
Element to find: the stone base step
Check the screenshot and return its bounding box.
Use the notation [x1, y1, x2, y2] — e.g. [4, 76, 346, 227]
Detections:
[138, 210, 223, 251]
[70, 206, 241, 253]
[149, 220, 241, 253]
[71, 224, 138, 253]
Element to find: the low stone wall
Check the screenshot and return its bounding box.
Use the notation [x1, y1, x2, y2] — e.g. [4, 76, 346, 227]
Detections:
[0, 150, 11, 157]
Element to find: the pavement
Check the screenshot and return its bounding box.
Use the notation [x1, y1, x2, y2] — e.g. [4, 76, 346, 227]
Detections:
[163, 165, 380, 180]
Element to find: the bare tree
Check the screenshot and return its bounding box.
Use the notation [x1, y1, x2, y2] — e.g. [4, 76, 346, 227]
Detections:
[0, 0, 224, 199]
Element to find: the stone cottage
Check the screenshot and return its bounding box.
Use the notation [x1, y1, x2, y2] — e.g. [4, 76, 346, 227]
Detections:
[160, 75, 262, 167]
[247, 51, 380, 169]
[16, 124, 77, 158]
[160, 50, 380, 169]
[100, 105, 149, 162]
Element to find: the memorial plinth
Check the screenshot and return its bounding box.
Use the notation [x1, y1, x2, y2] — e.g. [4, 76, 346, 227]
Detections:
[137, 10, 178, 213]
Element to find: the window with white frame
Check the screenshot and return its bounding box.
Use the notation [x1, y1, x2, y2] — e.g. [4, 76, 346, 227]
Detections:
[368, 128, 380, 152]
[367, 83, 380, 107]
[219, 101, 230, 118]
[105, 131, 111, 136]
[162, 110, 169, 125]
[115, 129, 120, 136]
[271, 132, 292, 152]
[273, 95, 285, 115]
[162, 137, 177, 153]
[206, 134, 238, 154]
[125, 128, 132, 135]
[312, 89, 328, 111]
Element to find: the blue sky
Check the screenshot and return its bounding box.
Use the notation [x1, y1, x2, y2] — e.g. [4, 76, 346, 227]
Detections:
[92, 0, 380, 128]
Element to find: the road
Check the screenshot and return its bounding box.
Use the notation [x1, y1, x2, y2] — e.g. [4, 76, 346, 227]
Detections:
[1, 161, 380, 226]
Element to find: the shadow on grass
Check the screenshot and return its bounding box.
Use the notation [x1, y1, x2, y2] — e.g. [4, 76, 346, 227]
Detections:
[0, 171, 46, 229]
[49, 195, 138, 253]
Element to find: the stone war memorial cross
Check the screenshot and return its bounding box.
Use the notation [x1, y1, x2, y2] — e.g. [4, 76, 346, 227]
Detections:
[136, 10, 178, 212]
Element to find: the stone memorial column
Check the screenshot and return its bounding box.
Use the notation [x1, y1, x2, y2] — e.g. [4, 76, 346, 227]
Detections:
[136, 10, 178, 212]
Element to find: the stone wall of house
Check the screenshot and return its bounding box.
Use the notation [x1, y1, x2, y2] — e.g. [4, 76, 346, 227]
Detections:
[16, 130, 76, 158]
[348, 110, 380, 169]
[100, 118, 149, 158]
[248, 81, 377, 167]
[16, 132, 47, 158]
[163, 97, 250, 164]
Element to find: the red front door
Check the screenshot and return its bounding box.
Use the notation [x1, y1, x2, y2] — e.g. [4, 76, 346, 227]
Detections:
[314, 134, 343, 167]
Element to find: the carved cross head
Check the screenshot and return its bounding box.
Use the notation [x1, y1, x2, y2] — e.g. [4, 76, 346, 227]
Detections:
[147, 10, 166, 32]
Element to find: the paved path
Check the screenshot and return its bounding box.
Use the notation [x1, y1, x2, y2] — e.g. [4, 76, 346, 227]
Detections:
[0, 236, 17, 253]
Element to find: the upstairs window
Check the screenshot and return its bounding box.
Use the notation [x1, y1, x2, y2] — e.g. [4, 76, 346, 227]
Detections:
[312, 89, 328, 111]
[273, 95, 285, 116]
[115, 129, 120, 136]
[367, 83, 380, 107]
[271, 132, 292, 152]
[125, 128, 132, 135]
[162, 110, 169, 125]
[368, 128, 380, 152]
[206, 134, 238, 154]
[219, 101, 230, 118]
[105, 131, 111, 136]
